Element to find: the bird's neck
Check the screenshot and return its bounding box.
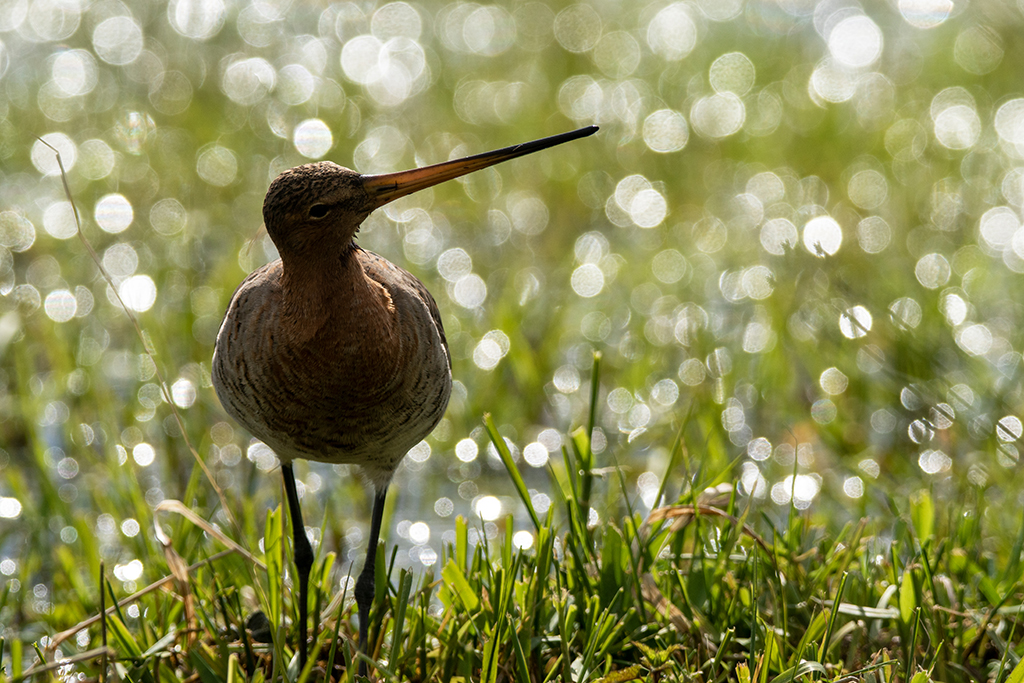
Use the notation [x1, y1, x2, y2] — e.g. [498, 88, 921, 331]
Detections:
[278, 246, 397, 346]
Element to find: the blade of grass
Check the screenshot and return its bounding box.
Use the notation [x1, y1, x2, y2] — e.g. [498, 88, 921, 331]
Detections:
[1000, 619, 1024, 683]
[908, 607, 921, 677]
[388, 568, 413, 673]
[324, 577, 349, 682]
[653, 401, 696, 511]
[484, 413, 541, 531]
[817, 572, 848, 670]
[99, 561, 107, 683]
[586, 350, 601, 446]
[770, 659, 826, 683]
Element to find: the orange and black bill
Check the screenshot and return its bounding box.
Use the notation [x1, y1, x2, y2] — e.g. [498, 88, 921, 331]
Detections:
[361, 125, 599, 207]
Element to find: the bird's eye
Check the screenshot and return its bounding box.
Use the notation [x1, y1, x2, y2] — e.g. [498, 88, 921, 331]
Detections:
[309, 204, 330, 219]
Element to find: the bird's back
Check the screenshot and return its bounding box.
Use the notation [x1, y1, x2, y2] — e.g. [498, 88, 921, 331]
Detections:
[212, 247, 451, 488]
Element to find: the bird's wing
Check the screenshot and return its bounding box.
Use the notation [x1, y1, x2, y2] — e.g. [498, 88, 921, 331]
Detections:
[356, 247, 451, 369]
[406, 270, 451, 369]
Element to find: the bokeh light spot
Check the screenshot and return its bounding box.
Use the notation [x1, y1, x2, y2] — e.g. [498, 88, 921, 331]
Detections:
[103, 243, 138, 278]
[642, 109, 688, 153]
[592, 31, 640, 79]
[997, 416, 1023, 442]
[277, 64, 315, 106]
[933, 105, 980, 150]
[94, 194, 134, 234]
[810, 59, 857, 103]
[844, 476, 864, 498]
[742, 266, 774, 300]
[0, 212, 35, 252]
[811, 398, 837, 424]
[829, 15, 883, 68]
[168, 0, 225, 40]
[293, 119, 333, 159]
[630, 189, 667, 228]
[474, 495, 501, 521]
[651, 249, 687, 283]
[512, 530, 534, 550]
[408, 521, 430, 544]
[222, 57, 275, 105]
[995, 99, 1024, 150]
[889, 297, 922, 329]
[523, 442, 548, 468]
[914, 253, 951, 289]
[452, 274, 486, 308]
[899, 0, 952, 29]
[92, 16, 143, 66]
[839, 306, 872, 339]
[571, 263, 604, 298]
[31, 133, 77, 176]
[771, 474, 820, 509]
[43, 201, 77, 240]
[918, 449, 951, 474]
[438, 248, 472, 282]
[78, 139, 115, 180]
[942, 292, 967, 326]
[819, 367, 849, 395]
[52, 49, 97, 96]
[372, 2, 422, 40]
[455, 438, 478, 463]
[341, 35, 382, 85]
[646, 3, 697, 61]
[554, 4, 602, 53]
[691, 93, 745, 138]
[509, 194, 549, 235]
[119, 275, 157, 312]
[803, 216, 842, 256]
[956, 324, 992, 356]
[44, 289, 76, 322]
[463, 5, 516, 56]
[857, 216, 891, 253]
[954, 26, 1003, 75]
[132, 443, 156, 467]
[848, 170, 888, 209]
[150, 199, 188, 236]
[0, 498, 22, 519]
[196, 145, 238, 187]
[709, 52, 755, 95]
[171, 378, 196, 408]
[697, 0, 742, 21]
[472, 330, 510, 371]
[761, 218, 798, 256]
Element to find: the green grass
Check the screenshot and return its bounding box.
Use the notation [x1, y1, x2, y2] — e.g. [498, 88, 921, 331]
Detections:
[6, 345, 1024, 682]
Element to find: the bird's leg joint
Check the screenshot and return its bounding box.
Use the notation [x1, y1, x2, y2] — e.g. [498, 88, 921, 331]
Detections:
[293, 529, 314, 576]
[354, 558, 375, 614]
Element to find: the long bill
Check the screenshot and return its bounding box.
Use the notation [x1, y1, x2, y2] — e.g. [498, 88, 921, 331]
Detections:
[361, 125, 599, 207]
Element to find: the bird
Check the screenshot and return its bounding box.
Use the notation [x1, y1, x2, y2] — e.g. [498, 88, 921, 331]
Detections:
[211, 124, 597, 676]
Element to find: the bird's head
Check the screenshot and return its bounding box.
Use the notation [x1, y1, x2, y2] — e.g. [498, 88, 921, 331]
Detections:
[261, 125, 600, 262]
[262, 162, 372, 260]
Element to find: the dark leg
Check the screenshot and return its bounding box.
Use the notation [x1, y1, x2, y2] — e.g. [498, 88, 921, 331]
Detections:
[282, 464, 313, 669]
[355, 489, 388, 678]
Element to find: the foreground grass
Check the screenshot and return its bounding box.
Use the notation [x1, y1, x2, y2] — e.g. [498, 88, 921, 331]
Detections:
[5, 357, 1024, 683]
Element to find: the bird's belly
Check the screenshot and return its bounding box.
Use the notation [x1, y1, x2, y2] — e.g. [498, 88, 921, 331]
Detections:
[213, 321, 451, 486]
[274, 355, 451, 467]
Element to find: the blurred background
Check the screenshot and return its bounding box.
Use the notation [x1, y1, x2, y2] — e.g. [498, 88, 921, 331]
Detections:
[2, 0, 1024, 646]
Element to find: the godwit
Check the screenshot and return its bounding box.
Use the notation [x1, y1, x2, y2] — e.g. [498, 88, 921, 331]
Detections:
[212, 125, 598, 675]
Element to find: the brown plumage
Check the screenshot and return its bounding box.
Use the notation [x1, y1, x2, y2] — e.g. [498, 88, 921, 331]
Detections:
[211, 126, 597, 676]
[213, 165, 452, 489]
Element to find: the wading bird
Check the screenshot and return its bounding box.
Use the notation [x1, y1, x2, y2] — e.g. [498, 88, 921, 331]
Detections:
[212, 125, 598, 676]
